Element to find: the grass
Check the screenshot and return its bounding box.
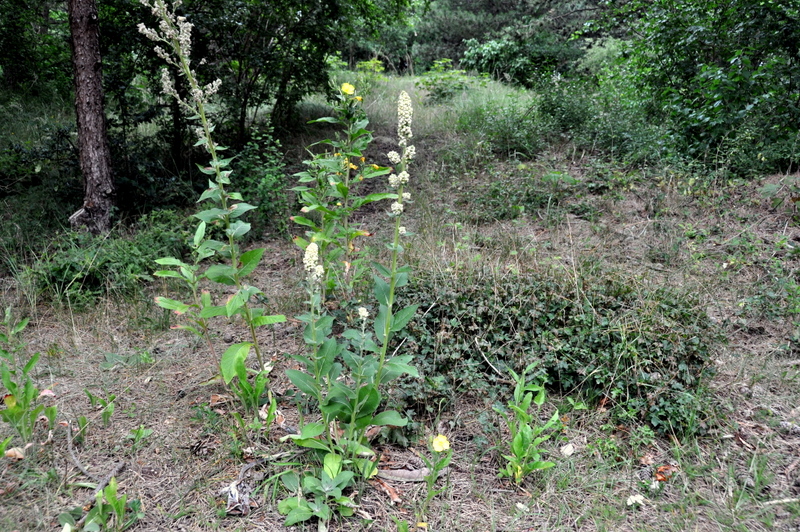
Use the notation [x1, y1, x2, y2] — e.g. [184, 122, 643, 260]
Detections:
[1, 75, 799, 531]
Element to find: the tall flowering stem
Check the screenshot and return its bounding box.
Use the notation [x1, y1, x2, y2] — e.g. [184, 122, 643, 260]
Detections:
[377, 91, 416, 379]
[141, 1, 285, 380]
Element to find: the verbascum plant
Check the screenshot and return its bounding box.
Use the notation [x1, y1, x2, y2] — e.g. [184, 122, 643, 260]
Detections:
[138, 0, 285, 415]
[280, 90, 420, 528]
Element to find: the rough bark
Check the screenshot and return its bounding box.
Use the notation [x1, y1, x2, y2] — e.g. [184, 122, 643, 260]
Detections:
[68, 0, 114, 234]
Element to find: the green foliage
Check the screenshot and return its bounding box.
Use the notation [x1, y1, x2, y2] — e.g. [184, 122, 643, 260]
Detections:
[234, 129, 289, 236]
[59, 477, 144, 532]
[494, 364, 559, 484]
[620, 0, 800, 174]
[27, 210, 190, 307]
[462, 33, 582, 87]
[0, 308, 56, 444]
[454, 91, 548, 158]
[462, 166, 579, 223]
[415, 59, 473, 103]
[392, 268, 720, 436]
[85, 390, 116, 427]
[277, 454, 356, 526]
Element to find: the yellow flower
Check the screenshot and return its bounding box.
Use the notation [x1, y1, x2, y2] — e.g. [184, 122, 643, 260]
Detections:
[355, 96, 363, 101]
[349, 163, 358, 170]
[432, 434, 450, 452]
[341, 83, 355, 95]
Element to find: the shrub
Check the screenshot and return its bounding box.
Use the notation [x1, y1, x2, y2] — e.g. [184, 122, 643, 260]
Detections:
[415, 59, 473, 103]
[233, 130, 289, 236]
[455, 91, 549, 158]
[391, 267, 720, 436]
[27, 210, 190, 307]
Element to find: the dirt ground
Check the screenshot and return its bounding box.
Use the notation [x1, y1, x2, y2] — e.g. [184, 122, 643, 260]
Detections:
[2, 163, 800, 531]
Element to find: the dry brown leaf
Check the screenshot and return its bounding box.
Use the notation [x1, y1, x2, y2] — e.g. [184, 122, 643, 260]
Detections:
[639, 453, 655, 465]
[5, 447, 25, 460]
[369, 477, 403, 504]
[209, 394, 231, 405]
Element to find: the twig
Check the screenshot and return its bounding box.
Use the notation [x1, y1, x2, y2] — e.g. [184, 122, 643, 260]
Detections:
[762, 497, 800, 506]
[65, 422, 98, 482]
[237, 450, 305, 482]
[73, 461, 127, 529]
[473, 337, 511, 382]
[776, 359, 800, 367]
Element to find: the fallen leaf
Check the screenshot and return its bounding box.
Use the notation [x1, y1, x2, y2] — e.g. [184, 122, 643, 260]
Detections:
[638, 453, 655, 466]
[560, 443, 575, 457]
[38, 389, 56, 399]
[369, 477, 403, 504]
[626, 494, 645, 506]
[209, 394, 231, 405]
[5, 448, 25, 460]
[655, 464, 679, 482]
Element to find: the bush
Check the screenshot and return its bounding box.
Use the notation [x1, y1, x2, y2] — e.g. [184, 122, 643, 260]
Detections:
[455, 90, 549, 158]
[415, 59, 474, 103]
[27, 210, 190, 308]
[462, 33, 582, 87]
[233, 129, 289, 236]
[392, 267, 720, 436]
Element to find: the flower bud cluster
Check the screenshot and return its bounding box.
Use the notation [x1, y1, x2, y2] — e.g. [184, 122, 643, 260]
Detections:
[138, 0, 221, 118]
[303, 243, 324, 282]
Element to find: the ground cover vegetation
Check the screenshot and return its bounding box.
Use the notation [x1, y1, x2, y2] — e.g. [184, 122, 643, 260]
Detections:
[1, 0, 799, 530]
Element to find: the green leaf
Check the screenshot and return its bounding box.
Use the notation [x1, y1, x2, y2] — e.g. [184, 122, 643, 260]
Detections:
[284, 503, 314, 525]
[226, 220, 251, 239]
[373, 305, 388, 345]
[323, 453, 342, 480]
[391, 304, 418, 332]
[197, 305, 225, 318]
[373, 276, 390, 306]
[299, 422, 326, 439]
[205, 265, 237, 285]
[290, 216, 316, 228]
[154, 257, 186, 267]
[154, 297, 190, 313]
[229, 203, 257, 219]
[194, 208, 228, 223]
[286, 369, 320, 397]
[252, 314, 287, 327]
[371, 410, 407, 427]
[238, 248, 264, 277]
[193, 222, 206, 248]
[220, 343, 251, 385]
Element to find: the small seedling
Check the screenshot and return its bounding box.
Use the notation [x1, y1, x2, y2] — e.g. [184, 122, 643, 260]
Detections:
[494, 363, 560, 484]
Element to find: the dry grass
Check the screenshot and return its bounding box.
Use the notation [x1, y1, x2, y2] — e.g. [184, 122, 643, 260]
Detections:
[1, 79, 800, 531]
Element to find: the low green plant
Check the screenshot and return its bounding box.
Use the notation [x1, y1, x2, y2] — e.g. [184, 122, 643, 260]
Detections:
[392, 267, 719, 436]
[277, 452, 357, 529]
[59, 477, 144, 532]
[26, 211, 189, 308]
[416, 59, 472, 103]
[494, 364, 559, 484]
[235, 129, 289, 235]
[418, 434, 453, 520]
[0, 308, 56, 444]
[85, 390, 116, 427]
[140, 0, 286, 416]
[125, 425, 153, 452]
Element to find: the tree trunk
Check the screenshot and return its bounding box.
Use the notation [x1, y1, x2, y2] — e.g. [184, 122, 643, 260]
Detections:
[68, 0, 114, 234]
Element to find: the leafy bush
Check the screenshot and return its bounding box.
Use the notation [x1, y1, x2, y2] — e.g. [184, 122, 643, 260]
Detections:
[455, 91, 549, 158]
[27, 210, 190, 307]
[234, 130, 289, 236]
[392, 268, 720, 436]
[415, 59, 473, 103]
[462, 33, 582, 87]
